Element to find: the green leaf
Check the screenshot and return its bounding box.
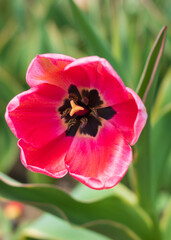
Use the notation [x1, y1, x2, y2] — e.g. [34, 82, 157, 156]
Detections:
[133, 27, 167, 240]
[133, 26, 167, 212]
[71, 182, 137, 203]
[136, 25, 167, 105]
[0, 117, 18, 173]
[152, 67, 171, 123]
[23, 214, 110, 240]
[87, 221, 141, 240]
[156, 192, 170, 215]
[160, 198, 171, 240]
[150, 67, 171, 194]
[69, 0, 123, 79]
[162, 151, 171, 192]
[135, 67, 171, 209]
[23, 213, 144, 240]
[133, 119, 153, 211]
[0, 173, 153, 240]
[71, 184, 142, 240]
[27, 171, 56, 184]
[151, 111, 171, 195]
[0, 77, 20, 173]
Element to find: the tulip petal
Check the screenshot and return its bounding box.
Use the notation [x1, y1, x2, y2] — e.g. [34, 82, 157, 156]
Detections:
[65, 121, 132, 189]
[65, 56, 128, 105]
[26, 54, 75, 89]
[18, 133, 73, 178]
[64, 56, 97, 89]
[110, 88, 148, 145]
[5, 84, 67, 148]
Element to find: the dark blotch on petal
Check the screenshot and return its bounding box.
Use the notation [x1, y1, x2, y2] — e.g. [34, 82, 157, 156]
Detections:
[88, 89, 103, 108]
[68, 85, 81, 100]
[82, 89, 89, 98]
[58, 99, 70, 114]
[82, 89, 103, 108]
[66, 120, 80, 137]
[64, 115, 72, 123]
[59, 85, 111, 138]
[97, 107, 116, 120]
[76, 100, 89, 109]
[80, 115, 101, 137]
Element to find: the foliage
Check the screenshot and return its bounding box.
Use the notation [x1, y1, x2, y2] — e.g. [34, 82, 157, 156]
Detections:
[0, 0, 170, 239]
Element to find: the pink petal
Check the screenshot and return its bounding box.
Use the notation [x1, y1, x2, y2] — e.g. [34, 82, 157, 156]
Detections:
[64, 56, 128, 105]
[18, 133, 73, 178]
[65, 121, 132, 190]
[110, 88, 147, 145]
[26, 54, 75, 89]
[5, 84, 66, 148]
[64, 56, 97, 89]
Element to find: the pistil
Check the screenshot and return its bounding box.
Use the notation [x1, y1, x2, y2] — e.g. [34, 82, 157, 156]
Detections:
[70, 100, 88, 117]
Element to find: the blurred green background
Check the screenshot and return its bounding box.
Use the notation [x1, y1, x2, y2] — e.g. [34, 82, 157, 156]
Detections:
[0, 1, 171, 240]
[0, 0, 170, 186]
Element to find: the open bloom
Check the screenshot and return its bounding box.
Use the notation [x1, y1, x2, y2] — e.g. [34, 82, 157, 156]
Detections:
[5, 54, 147, 189]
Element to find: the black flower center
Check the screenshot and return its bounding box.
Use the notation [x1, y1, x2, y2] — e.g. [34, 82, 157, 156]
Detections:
[58, 84, 116, 137]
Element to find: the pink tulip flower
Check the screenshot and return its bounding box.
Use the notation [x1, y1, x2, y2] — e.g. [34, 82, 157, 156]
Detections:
[5, 54, 147, 189]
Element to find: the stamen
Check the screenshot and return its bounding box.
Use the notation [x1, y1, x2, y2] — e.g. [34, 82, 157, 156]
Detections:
[67, 118, 77, 130]
[80, 117, 88, 129]
[69, 93, 78, 102]
[61, 107, 71, 119]
[70, 100, 85, 117]
[90, 108, 99, 119]
[83, 97, 89, 105]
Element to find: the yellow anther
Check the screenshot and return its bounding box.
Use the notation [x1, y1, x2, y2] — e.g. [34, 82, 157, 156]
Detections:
[70, 100, 85, 117]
